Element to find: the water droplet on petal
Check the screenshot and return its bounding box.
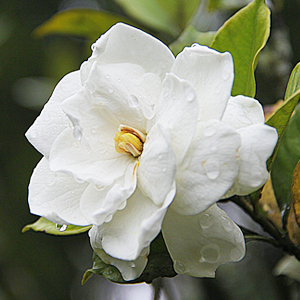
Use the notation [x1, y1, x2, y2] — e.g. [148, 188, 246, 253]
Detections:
[185, 88, 195, 102]
[73, 125, 82, 141]
[95, 184, 105, 191]
[174, 261, 186, 274]
[108, 88, 114, 94]
[105, 74, 110, 79]
[55, 224, 67, 232]
[91, 126, 97, 134]
[162, 168, 167, 173]
[204, 160, 220, 180]
[230, 248, 243, 261]
[105, 214, 113, 223]
[221, 216, 234, 232]
[74, 177, 85, 184]
[204, 123, 217, 137]
[199, 213, 214, 229]
[200, 244, 220, 263]
[128, 95, 139, 107]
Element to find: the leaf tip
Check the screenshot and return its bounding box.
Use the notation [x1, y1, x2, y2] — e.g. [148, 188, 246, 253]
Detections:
[81, 270, 93, 285]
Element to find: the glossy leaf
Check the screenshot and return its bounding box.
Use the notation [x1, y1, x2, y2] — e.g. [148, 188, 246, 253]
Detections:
[292, 160, 300, 226]
[33, 9, 133, 40]
[266, 90, 300, 170]
[114, 0, 200, 37]
[83, 233, 176, 284]
[266, 63, 300, 170]
[271, 106, 300, 222]
[284, 63, 300, 99]
[210, 0, 270, 97]
[169, 25, 216, 56]
[22, 217, 92, 235]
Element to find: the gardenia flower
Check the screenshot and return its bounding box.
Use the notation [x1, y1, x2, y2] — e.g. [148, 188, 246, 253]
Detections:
[26, 23, 278, 281]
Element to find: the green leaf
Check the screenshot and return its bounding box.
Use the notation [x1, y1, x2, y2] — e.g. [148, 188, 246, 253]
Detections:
[284, 62, 300, 99]
[83, 233, 176, 284]
[210, 0, 270, 97]
[169, 25, 216, 56]
[114, 0, 200, 37]
[82, 252, 126, 284]
[271, 106, 300, 223]
[22, 217, 92, 235]
[33, 9, 134, 40]
[266, 63, 300, 170]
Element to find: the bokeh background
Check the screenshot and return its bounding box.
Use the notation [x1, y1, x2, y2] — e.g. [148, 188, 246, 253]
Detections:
[1, 0, 300, 299]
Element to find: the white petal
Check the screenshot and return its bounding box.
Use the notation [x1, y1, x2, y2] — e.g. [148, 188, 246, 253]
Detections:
[25, 71, 82, 156]
[80, 162, 138, 226]
[222, 95, 265, 129]
[89, 226, 149, 281]
[171, 44, 233, 121]
[153, 73, 198, 164]
[171, 120, 241, 215]
[138, 124, 176, 206]
[28, 157, 89, 226]
[49, 127, 134, 186]
[61, 86, 120, 155]
[162, 204, 245, 277]
[100, 185, 175, 261]
[83, 62, 152, 131]
[81, 23, 175, 83]
[233, 123, 278, 195]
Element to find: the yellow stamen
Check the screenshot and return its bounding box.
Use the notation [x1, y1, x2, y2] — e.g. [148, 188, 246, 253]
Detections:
[114, 125, 145, 157]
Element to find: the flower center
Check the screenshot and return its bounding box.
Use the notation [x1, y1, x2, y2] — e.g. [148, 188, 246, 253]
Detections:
[114, 125, 146, 157]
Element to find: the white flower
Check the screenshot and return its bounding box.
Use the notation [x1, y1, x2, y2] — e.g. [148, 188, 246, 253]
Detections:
[26, 23, 278, 281]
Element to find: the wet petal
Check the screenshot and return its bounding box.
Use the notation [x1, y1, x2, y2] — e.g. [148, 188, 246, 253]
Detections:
[234, 123, 278, 195]
[26, 71, 82, 156]
[83, 62, 154, 131]
[153, 73, 198, 165]
[100, 185, 175, 261]
[81, 162, 138, 226]
[81, 23, 175, 84]
[89, 226, 149, 281]
[162, 204, 245, 277]
[171, 120, 240, 215]
[49, 127, 134, 186]
[171, 44, 233, 122]
[222, 95, 265, 129]
[138, 124, 176, 206]
[28, 157, 89, 226]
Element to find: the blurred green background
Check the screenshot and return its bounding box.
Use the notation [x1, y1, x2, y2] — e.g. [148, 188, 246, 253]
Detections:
[1, 0, 300, 299]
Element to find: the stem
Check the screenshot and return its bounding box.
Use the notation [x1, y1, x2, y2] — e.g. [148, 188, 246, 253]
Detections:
[152, 278, 163, 300]
[231, 195, 300, 260]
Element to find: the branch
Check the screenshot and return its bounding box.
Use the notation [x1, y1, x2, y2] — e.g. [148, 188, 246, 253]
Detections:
[230, 195, 300, 260]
